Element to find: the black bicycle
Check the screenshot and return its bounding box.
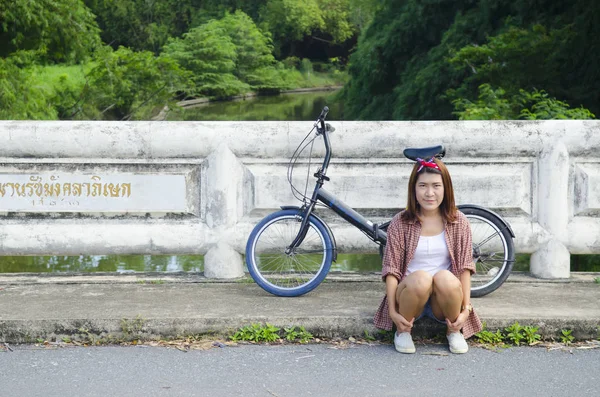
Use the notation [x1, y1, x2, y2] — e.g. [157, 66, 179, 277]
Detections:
[245, 107, 515, 297]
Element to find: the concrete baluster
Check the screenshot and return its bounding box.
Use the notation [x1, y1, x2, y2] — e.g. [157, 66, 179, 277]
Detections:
[202, 143, 246, 279]
[530, 142, 570, 278]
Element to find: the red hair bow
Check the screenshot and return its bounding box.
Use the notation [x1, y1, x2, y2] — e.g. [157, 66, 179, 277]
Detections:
[416, 157, 440, 172]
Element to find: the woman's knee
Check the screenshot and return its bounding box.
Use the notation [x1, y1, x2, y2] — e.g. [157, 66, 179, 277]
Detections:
[401, 271, 433, 298]
[432, 270, 462, 297]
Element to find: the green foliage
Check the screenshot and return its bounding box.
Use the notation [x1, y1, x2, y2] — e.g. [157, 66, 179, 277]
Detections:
[85, 46, 190, 119]
[229, 323, 315, 343]
[343, 0, 600, 120]
[84, 0, 197, 53]
[0, 52, 58, 120]
[28, 63, 92, 120]
[519, 90, 595, 120]
[476, 322, 541, 346]
[474, 323, 505, 346]
[300, 59, 314, 74]
[219, 11, 288, 92]
[84, 0, 274, 53]
[363, 330, 376, 341]
[0, 0, 100, 62]
[449, 25, 570, 98]
[595, 277, 600, 284]
[348, 0, 381, 31]
[162, 18, 242, 97]
[230, 323, 281, 343]
[522, 326, 542, 345]
[284, 326, 314, 343]
[560, 329, 574, 345]
[452, 84, 595, 120]
[451, 84, 515, 120]
[259, 0, 325, 43]
[164, 11, 302, 97]
[319, 0, 356, 44]
[505, 322, 526, 346]
[258, 0, 359, 55]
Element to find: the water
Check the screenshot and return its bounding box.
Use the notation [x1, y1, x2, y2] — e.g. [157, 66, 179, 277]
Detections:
[0, 254, 381, 274]
[168, 90, 345, 121]
[0, 255, 204, 273]
[1, 253, 598, 274]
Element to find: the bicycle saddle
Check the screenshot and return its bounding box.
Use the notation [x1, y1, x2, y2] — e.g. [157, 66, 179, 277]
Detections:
[403, 145, 445, 161]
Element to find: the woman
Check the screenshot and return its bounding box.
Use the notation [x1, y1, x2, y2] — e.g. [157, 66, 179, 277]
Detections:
[374, 157, 482, 354]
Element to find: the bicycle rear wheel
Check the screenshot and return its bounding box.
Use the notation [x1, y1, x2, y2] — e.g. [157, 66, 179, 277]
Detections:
[245, 209, 333, 297]
[460, 207, 515, 297]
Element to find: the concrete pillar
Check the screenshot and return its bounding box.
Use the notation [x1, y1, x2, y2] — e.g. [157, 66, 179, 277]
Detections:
[202, 143, 248, 279]
[204, 241, 244, 279]
[530, 142, 570, 278]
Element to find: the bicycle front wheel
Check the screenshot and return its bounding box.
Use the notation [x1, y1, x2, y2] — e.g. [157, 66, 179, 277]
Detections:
[245, 209, 333, 297]
[460, 207, 515, 297]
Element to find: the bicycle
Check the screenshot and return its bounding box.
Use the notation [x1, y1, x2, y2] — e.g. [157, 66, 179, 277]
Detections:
[245, 107, 515, 297]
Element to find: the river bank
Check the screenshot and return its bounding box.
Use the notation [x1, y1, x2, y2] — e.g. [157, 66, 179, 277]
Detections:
[152, 86, 343, 121]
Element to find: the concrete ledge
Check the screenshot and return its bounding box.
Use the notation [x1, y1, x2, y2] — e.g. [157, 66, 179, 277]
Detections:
[1, 276, 598, 343]
[0, 271, 598, 285]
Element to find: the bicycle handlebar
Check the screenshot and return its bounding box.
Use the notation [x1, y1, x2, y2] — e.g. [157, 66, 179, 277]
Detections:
[318, 106, 329, 121]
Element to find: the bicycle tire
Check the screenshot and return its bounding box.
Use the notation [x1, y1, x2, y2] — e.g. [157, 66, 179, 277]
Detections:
[377, 208, 514, 297]
[460, 207, 514, 297]
[246, 209, 333, 297]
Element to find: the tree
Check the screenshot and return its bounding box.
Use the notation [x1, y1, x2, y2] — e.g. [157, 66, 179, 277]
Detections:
[342, 0, 600, 120]
[163, 11, 291, 96]
[0, 52, 58, 119]
[162, 18, 247, 97]
[0, 0, 100, 62]
[219, 11, 286, 91]
[452, 84, 595, 120]
[83, 0, 271, 53]
[85, 46, 190, 120]
[259, 0, 325, 45]
[83, 0, 200, 53]
[448, 25, 571, 110]
[259, 0, 359, 57]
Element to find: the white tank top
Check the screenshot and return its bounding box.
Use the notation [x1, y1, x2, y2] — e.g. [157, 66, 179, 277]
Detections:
[406, 231, 451, 276]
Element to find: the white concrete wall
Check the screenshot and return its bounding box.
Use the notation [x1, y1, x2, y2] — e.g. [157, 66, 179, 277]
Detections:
[1, 120, 599, 278]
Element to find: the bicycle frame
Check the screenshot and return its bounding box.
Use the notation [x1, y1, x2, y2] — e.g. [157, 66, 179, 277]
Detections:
[286, 109, 387, 255]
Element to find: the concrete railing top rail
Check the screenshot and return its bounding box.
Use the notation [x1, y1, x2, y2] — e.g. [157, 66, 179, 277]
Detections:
[1, 120, 597, 159]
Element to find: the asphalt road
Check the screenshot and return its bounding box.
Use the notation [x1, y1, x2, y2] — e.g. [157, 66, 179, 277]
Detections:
[1, 343, 598, 397]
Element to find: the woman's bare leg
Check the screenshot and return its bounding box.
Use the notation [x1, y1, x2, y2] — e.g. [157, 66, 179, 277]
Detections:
[430, 270, 463, 327]
[395, 270, 434, 328]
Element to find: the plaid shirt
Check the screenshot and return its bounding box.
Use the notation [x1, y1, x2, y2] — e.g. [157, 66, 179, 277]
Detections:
[373, 210, 483, 339]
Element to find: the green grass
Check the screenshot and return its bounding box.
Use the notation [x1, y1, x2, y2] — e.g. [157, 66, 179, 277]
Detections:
[28, 63, 92, 95]
[292, 70, 348, 88]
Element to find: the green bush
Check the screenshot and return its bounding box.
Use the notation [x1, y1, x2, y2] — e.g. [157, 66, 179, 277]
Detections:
[163, 10, 291, 98]
[0, 52, 58, 120]
[299, 58, 314, 74]
[85, 46, 190, 120]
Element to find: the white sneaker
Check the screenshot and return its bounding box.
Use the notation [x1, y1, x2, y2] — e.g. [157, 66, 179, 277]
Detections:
[394, 332, 416, 354]
[447, 332, 469, 354]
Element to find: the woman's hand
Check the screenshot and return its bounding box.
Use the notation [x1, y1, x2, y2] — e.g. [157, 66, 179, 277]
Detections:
[445, 309, 469, 334]
[391, 311, 414, 333]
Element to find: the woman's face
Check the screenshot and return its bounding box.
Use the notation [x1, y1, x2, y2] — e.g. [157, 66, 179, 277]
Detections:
[415, 172, 444, 213]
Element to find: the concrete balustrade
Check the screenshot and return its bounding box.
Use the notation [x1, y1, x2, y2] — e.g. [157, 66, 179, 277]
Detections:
[0, 120, 598, 278]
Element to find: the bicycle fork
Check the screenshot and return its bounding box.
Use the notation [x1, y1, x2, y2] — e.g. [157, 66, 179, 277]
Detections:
[284, 202, 317, 255]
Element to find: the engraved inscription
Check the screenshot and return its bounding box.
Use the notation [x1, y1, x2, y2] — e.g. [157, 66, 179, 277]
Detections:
[0, 173, 188, 213]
